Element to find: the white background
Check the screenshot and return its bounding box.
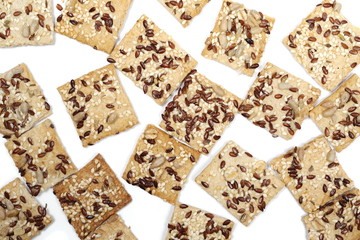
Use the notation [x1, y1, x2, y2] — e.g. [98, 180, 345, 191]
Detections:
[1, 0, 360, 239]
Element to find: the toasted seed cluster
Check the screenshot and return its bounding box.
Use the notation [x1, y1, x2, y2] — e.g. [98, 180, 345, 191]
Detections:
[310, 74, 360, 152]
[123, 124, 200, 204]
[160, 70, 241, 154]
[157, 0, 210, 27]
[5, 119, 77, 196]
[0, 64, 51, 137]
[283, 0, 360, 91]
[271, 136, 354, 213]
[53, 154, 132, 239]
[0, 178, 52, 240]
[202, 0, 274, 77]
[57, 64, 138, 147]
[196, 141, 284, 226]
[108, 15, 197, 105]
[0, 0, 53, 47]
[85, 214, 137, 240]
[239, 62, 321, 139]
[55, 0, 132, 53]
[303, 189, 360, 240]
[166, 203, 234, 240]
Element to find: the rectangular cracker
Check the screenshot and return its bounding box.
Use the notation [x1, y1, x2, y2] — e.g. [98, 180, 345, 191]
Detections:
[166, 203, 234, 240]
[108, 15, 197, 105]
[57, 64, 138, 147]
[270, 136, 354, 213]
[157, 0, 210, 27]
[85, 214, 137, 240]
[0, 0, 54, 47]
[5, 119, 77, 196]
[310, 74, 360, 152]
[0, 178, 52, 240]
[239, 62, 321, 140]
[283, 0, 360, 91]
[202, 0, 274, 77]
[196, 141, 284, 226]
[0, 63, 52, 136]
[123, 124, 200, 204]
[53, 154, 132, 239]
[303, 189, 360, 240]
[160, 70, 241, 154]
[55, 0, 132, 53]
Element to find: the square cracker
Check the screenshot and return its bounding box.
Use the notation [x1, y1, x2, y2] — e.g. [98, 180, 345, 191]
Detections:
[5, 119, 77, 196]
[310, 74, 360, 152]
[0, 178, 52, 240]
[196, 141, 284, 226]
[239, 62, 321, 140]
[0, 63, 52, 136]
[270, 136, 354, 213]
[202, 0, 274, 77]
[283, 0, 360, 91]
[57, 64, 138, 147]
[166, 203, 234, 240]
[303, 189, 360, 240]
[157, 0, 210, 27]
[108, 15, 197, 105]
[160, 70, 241, 154]
[85, 214, 137, 240]
[55, 0, 132, 53]
[123, 124, 200, 204]
[0, 0, 53, 47]
[53, 154, 132, 239]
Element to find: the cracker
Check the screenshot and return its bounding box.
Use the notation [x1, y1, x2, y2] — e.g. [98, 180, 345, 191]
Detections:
[0, 0, 53, 47]
[239, 62, 321, 139]
[55, 0, 132, 53]
[5, 119, 77, 196]
[0, 63, 52, 136]
[310, 74, 360, 152]
[85, 214, 137, 240]
[270, 136, 354, 213]
[202, 0, 274, 77]
[53, 154, 132, 239]
[57, 64, 138, 147]
[196, 141, 284, 226]
[0, 178, 52, 240]
[283, 0, 360, 91]
[123, 124, 200, 204]
[108, 15, 197, 105]
[157, 0, 210, 27]
[160, 70, 241, 154]
[166, 203, 234, 240]
[303, 189, 360, 240]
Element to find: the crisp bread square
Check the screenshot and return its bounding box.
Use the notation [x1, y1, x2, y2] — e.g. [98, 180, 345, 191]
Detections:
[303, 188, 360, 240]
[0, 178, 52, 240]
[123, 124, 200, 204]
[160, 70, 241, 154]
[157, 0, 210, 27]
[196, 141, 284, 226]
[5, 119, 77, 196]
[108, 15, 197, 105]
[202, 0, 274, 77]
[310, 74, 360, 152]
[0, 0, 54, 47]
[0, 63, 52, 136]
[55, 0, 132, 53]
[270, 136, 354, 213]
[166, 203, 234, 240]
[239, 62, 321, 140]
[283, 0, 360, 91]
[53, 154, 132, 239]
[57, 64, 138, 147]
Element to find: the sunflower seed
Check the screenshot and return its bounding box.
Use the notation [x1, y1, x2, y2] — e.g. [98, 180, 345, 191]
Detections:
[22, 25, 30, 38]
[220, 17, 227, 32]
[36, 168, 44, 184]
[218, 34, 228, 49]
[6, 209, 19, 217]
[326, 149, 336, 162]
[0, 207, 5, 220]
[3, 198, 13, 210]
[212, 85, 225, 97]
[150, 156, 165, 169]
[29, 19, 39, 35]
[73, 112, 85, 122]
[322, 106, 337, 117]
[340, 92, 350, 105]
[229, 3, 243, 11]
[321, 100, 334, 108]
